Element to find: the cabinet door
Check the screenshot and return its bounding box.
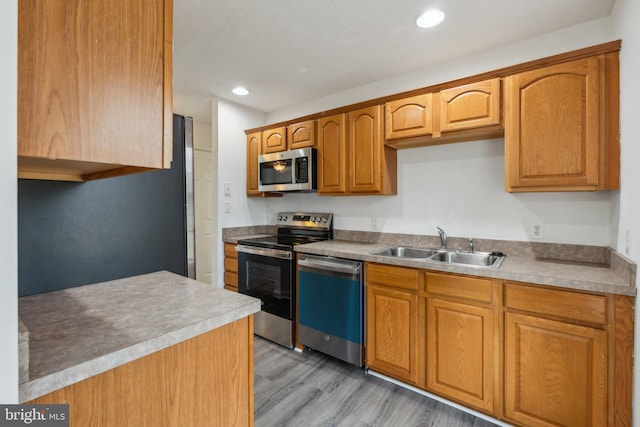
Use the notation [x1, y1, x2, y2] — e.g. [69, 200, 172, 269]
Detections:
[505, 57, 604, 191]
[366, 284, 422, 386]
[348, 105, 397, 194]
[18, 0, 172, 180]
[504, 312, 607, 427]
[385, 94, 433, 140]
[288, 120, 316, 149]
[317, 114, 347, 194]
[426, 298, 494, 412]
[348, 106, 381, 193]
[246, 132, 262, 195]
[437, 79, 501, 133]
[262, 127, 287, 154]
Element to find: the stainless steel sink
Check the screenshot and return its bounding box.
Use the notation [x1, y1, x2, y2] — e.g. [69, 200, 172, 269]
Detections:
[370, 246, 438, 259]
[370, 245, 506, 268]
[428, 250, 505, 268]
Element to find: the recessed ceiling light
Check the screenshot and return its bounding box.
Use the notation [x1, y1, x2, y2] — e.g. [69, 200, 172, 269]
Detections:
[416, 9, 445, 28]
[232, 86, 249, 96]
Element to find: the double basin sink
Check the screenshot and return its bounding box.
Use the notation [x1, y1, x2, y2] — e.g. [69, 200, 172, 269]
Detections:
[370, 246, 506, 269]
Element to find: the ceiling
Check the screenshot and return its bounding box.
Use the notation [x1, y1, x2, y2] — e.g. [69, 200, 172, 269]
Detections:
[173, 0, 615, 118]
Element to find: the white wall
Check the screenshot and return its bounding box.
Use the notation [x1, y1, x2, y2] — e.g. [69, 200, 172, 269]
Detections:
[606, 0, 640, 424]
[216, 99, 265, 285]
[264, 139, 613, 245]
[1, 0, 18, 403]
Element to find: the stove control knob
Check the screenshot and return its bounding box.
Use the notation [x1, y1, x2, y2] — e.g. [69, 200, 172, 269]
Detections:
[283, 216, 288, 221]
[277, 215, 282, 221]
[322, 217, 328, 223]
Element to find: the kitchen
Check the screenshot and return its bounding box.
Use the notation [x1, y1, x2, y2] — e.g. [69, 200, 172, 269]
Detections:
[2, 0, 640, 426]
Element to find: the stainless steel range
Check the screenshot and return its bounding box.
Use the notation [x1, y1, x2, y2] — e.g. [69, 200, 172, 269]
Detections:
[236, 212, 333, 348]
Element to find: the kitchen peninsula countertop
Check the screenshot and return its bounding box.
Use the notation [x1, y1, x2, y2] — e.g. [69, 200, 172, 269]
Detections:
[18, 271, 261, 402]
[293, 240, 636, 296]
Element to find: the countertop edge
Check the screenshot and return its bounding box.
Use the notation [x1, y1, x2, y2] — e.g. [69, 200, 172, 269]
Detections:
[19, 298, 260, 402]
[293, 242, 636, 297]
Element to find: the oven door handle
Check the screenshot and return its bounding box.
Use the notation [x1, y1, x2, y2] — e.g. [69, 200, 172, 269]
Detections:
[236, 244, 292, 260]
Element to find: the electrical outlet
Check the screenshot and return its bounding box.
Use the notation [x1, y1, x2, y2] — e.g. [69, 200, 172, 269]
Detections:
[267, 214, 272, 223]
[532, 223, 544, 239]
[224, 201, 231, 213]
[371, 218, 378, 231]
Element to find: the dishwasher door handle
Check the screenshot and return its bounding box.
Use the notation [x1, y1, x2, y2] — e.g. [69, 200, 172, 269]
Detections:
[298, 255, 361, 275]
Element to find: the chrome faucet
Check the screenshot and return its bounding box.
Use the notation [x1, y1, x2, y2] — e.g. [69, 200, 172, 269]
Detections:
[437, 226, 447, 249]
[468, 238, 474, 253]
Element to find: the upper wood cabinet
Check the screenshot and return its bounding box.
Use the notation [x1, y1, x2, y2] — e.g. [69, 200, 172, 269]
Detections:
[504, 54, 620, 192]
[246, 132, 282, 198]
[318, 108, 397, 196]
[18, 0, 173, 182]
[288, 120, 317, 149]
[385, 79, 503, 148]
[317, 114, 347, 194]
[347, 105, 397, 195]
[436, 79, 501, 133]
[246, 132, 262, 196]
[262, 127, 288, 154]
[385, 94, 433, 140]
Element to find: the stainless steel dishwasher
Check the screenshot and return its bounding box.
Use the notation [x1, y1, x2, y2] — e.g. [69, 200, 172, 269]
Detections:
[297, 254, 363, 367]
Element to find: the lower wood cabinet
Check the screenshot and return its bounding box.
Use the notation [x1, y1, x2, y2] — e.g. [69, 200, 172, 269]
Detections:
[29, 317, 255, 427]
[364, 263, 633, 426]
[502, 282, 627, 427]
[504, 312, 607, 426]
[425, 272, 497, 413]
[366, 264, 423, 386]
[223, 242, 238, 291]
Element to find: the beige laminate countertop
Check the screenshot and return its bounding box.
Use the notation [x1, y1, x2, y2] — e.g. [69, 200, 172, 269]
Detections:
[292, 240, 636, 296]
[18, 271, 261, 402]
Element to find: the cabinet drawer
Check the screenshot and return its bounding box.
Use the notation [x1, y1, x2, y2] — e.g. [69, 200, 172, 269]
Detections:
[425, 272, 492, 304]
[224, 243, 238, 259]
[366, 263, 420, 291]
[224, 257, 238, 273]
[224, 271, 238, 288]
[504, 282, 607, 326]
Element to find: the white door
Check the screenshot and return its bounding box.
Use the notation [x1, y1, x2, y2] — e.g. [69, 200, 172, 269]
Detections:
[194, 148, 214, 284]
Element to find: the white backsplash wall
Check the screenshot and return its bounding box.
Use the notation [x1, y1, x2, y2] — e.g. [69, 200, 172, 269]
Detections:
[264, 138, 613, 246]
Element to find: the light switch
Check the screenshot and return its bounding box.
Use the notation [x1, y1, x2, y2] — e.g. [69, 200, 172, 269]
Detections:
[223, 182, 232, 196]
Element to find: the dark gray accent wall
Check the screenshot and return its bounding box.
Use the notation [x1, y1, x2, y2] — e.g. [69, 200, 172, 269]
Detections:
[18, 115, 188, 296]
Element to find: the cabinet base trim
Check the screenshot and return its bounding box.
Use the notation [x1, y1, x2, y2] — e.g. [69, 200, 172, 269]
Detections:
[366, 370, 510, 427]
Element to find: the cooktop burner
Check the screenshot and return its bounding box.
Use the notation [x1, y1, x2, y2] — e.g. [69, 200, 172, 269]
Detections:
[237, 212, 333, 250]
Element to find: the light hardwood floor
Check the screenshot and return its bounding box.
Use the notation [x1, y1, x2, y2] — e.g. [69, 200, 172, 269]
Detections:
[254, 337, 498, 427]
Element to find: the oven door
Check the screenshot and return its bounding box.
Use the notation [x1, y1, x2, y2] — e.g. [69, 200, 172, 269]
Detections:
[236, 245, 294, 320]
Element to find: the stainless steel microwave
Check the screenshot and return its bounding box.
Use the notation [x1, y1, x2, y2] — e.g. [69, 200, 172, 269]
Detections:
[258, 147, 317, 192]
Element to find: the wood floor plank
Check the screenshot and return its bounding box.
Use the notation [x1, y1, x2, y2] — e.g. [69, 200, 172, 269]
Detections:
[254, 337, 498, 427]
